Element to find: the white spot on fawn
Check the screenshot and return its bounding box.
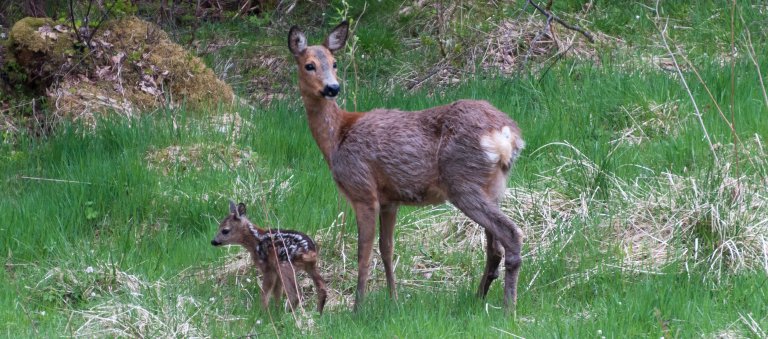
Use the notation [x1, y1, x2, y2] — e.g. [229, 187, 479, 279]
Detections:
[480, 126, 524, 165]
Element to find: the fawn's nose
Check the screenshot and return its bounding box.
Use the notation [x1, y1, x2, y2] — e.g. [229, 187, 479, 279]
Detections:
[322, 84, 340, 98]
[211, 239, 220, 246]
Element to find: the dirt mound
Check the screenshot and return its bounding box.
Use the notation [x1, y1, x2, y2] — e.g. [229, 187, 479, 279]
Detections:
[5, 16, 234, 120]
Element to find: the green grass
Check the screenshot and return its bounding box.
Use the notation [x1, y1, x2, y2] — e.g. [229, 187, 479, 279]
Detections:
[3, 1, 768, 337]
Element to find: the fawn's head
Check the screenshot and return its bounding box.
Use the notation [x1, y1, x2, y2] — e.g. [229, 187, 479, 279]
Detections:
[288, 21, 349, 100]
[211, 201, 252, 247]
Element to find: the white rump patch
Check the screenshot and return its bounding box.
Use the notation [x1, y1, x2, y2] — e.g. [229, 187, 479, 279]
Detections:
[480, 126, 524, 166]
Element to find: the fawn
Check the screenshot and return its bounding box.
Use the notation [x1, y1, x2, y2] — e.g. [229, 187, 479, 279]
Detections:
[287, 22, 525, 311]
[211, 201, 328, 314]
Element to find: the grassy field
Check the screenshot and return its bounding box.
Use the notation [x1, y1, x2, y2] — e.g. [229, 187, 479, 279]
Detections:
[2, 1, 768, 337]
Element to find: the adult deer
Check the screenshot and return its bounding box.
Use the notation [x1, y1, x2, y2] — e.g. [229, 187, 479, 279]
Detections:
[288, 21, 525, 311]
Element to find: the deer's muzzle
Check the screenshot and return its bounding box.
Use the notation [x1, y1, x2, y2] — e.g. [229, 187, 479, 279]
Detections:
[322, 84, 340, 98]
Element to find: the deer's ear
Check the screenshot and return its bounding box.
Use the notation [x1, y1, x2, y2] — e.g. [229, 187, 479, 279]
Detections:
[229, 200, 239, 217]
[237, 203, 247, 217]
[288, 26, 307, 57]
[323, 21, 349, 53]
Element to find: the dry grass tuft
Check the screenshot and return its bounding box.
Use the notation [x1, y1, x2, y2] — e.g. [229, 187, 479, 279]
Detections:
[611, 100, 684, 146]
[31, 263, 146, 310]
[71, 296, 207, 338]
[145, 143, 256, 175]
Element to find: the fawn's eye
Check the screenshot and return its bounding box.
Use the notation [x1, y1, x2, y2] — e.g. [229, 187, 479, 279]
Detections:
[304, 63, 315, 71]
[222, 229, 230, 235]
[333, 62, 337, 69]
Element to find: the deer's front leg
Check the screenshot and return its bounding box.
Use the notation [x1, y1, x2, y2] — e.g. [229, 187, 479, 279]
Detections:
[379, 203, 399, 300]
[260, 267, 278, 310]
[352, 201, 379, 312]
[278, 263, 301, 312]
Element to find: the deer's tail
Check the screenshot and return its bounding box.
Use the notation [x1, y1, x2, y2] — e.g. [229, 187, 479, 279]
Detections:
[480, 126, 525, 169]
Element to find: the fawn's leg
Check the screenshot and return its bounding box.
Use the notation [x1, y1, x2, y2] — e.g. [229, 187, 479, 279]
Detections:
[278, 263, 301, 312]
[307, 263, 328, 314]
[477, 229, 503, 298]
[260, 268, 278, 310]
[352, 200, 379, 312]
[271, 274, 283, 303]
[449, 187, 523, 309]
[379, 203, 399, 300]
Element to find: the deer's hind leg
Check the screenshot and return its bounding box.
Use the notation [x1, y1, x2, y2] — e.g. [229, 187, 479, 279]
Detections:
[305, 261, 328, 314]
[478, 170, 510, 298]
[478, 229, 504, 298]
[447, 185, 523, 309]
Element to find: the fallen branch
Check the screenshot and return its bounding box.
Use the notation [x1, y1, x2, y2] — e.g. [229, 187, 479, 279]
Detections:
[19, 175, 92, 185]
[527, 0, 595, 43]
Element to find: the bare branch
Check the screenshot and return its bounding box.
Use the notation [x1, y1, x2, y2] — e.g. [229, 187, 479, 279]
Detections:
[528, 0, 594, 43]
[68, 0, 84, 44]
[85, 0, 119, 47]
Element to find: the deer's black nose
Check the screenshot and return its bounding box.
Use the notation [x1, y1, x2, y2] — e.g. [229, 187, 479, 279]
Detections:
[322, 84, 340, 97]
[211, 239, 220, 246]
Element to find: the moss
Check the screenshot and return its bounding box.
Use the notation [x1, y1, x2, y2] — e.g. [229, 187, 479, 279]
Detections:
[100, 16, 234, 110]
[9, 17, 54, 52]
[8, 17, 76, 93]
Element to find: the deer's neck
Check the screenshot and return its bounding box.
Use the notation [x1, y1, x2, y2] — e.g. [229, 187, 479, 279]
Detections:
[241, 220, 263, 255]
[302, 97, 350, 163]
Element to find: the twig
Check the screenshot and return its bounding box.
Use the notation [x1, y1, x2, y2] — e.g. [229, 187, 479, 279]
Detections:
[490, 326, 526, 339]
[741, 12, 768, 111]
[519, 14, 554, 72]
[18, 176, 92, 185]
[674, 43, 756, 169]
[68, 0, 83, 44]
[406, 65, 442, 91]
[84, 0, 118, 47]
[729, 0, 739, 194]
[527, 0, 594, 43]
[655, 11, 719, 164]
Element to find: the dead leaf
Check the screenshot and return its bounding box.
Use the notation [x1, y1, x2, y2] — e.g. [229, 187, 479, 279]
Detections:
[54, 24, 69, 33]
[37, 25, 58, 40]
[111, 52, 125, 65]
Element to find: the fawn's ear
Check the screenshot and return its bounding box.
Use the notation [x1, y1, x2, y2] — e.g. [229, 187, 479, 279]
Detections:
[229, 200, 239, 217]
[237, 202, 247, 217]
[323, 21, 349, 53]
[288, 26, 307, 57]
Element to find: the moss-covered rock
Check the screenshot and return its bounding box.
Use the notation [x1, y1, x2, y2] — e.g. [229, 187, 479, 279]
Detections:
[6, 16, 234, 119]
[8, 17, 76, 92]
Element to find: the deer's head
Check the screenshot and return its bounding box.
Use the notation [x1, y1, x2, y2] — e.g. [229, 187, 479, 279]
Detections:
[288, 21, 349, 100]
[211, 201, 251, 247]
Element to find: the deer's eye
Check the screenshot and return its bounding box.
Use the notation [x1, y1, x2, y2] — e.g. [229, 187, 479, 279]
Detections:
[333, 62, 337, 69]
[304, 63, 316, 71]
[222, 229, 230, 235]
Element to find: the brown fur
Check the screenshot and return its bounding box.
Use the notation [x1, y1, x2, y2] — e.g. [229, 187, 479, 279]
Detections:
[288, 22, 525, 312]
[211, 202, 328, 314]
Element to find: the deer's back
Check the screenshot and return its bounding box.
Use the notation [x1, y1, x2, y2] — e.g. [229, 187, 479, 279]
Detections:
[332, 100, 521, 204]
